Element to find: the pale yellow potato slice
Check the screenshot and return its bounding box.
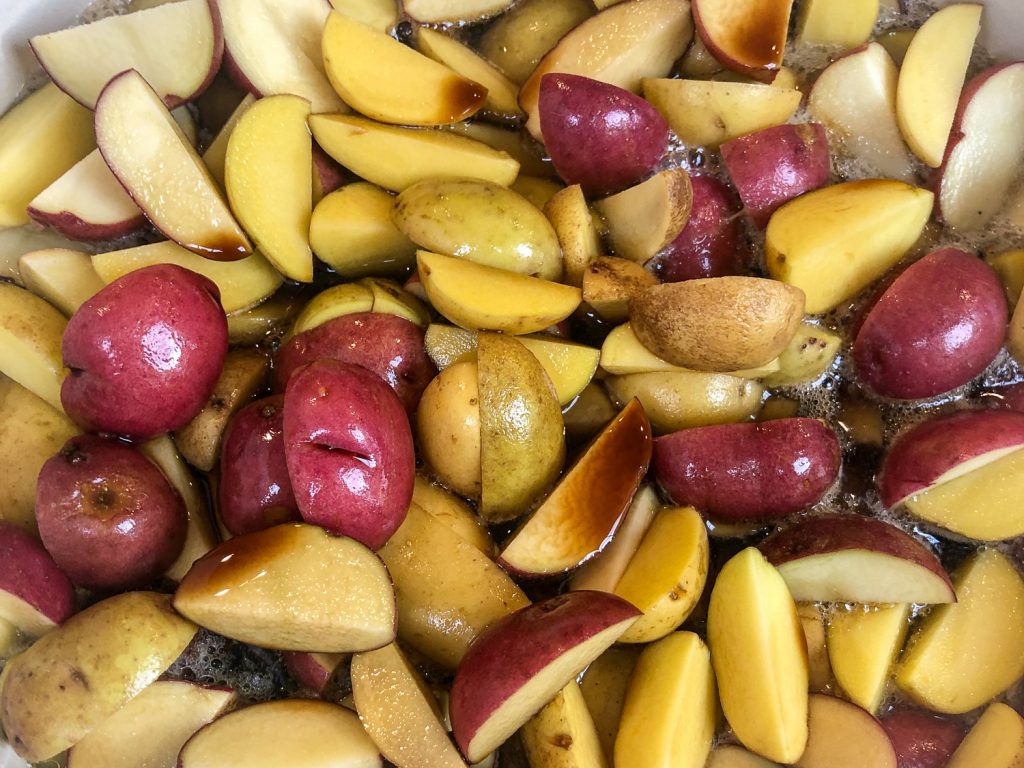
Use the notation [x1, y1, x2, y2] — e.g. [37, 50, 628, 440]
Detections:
[947, 703, 1024, 768]
[579, 647, 641, 761]
[418, 251, 580, 335]
[614, 506, 709, 644]
[202, 94, 255, 190]
[322, 11, 485, 126]
[708, 548, 808, 763]
[309, 114, 520, 191]
[0, 281, 67, 412]
[796, 0, 879, 48]
[92, 241, 282, 315]
[642, 79, 801, 149]
[594, 170, 692, 264]
[896, 3, 982, 167]
[896, 548, 1024, 714]
[330, 0, 398, 31]
[765, 180, 934, 313]
[18, 248, 104, 316]
[827, 604, 910, 713]
[309, 183, 416, 278]
[412, 475, 495, 556]
[0, 377, 79, 535]
[418, 28, 523, 119]
[0, 83, 94, 227]
[796, 694, 897, 768]
[225, 95, 313, 282]
[447, 121, 555, 179]
[615, 632, 717, 768]
[762, 322, 842, 387]
[798, 604, 833, 693]
[95, 71, 251, 259]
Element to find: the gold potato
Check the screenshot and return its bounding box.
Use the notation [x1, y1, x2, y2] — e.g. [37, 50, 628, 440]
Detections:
[416, 361, 482, 500]
[393, 178, 563, 281]
[0, 592, 197, 763]
[629, 277, 806, 371]
[606, 371, 764, 432]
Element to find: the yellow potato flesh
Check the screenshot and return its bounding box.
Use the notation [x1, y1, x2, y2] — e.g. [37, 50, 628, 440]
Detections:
[827, 603, 910, 713]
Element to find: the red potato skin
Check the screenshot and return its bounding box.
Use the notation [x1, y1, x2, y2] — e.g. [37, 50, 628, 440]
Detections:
[538, 73, 670, 198]
[26, 207, 147, 242]
[646, 174, 746, 282]
[854, 248, 1008, 400]
[282, 651, 342, 696]
[992, 382, 1024, 412]
[877, 409, 1024, 507]
[219, 395, 301, 537]
[273, 312, 436, 414]
[0, 522, 75, 625]
[691, 0, 782, 84]
[283, 360, 414, 550]
[449, 591, 640, 760]
[757, 514, 953, 594]
[35, 434, 187, 591]
[652, 417, 841, 521]
[880, 709, 965, 768]
[61, 264, 228, 440]
[721, 123, 830, 228]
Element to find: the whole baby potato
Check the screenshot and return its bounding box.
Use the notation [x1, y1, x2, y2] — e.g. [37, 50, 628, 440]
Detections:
[0, 591, 197, 763]
[653, 417, 841, 521]
[854, 248, 1007, 399]
[60, 264, 228, 439]
[284, 360, 414, 550]
[35, 434, 187, 591]
[274, 311, 436, 413]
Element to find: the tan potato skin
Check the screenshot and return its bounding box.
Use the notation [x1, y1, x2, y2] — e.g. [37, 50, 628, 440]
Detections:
[630, 277, 805, 371]
[416, 361, 482, 500]
[0, 592, 197, 763]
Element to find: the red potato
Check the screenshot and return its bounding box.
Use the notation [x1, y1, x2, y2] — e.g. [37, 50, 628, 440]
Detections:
[646, 174, 746, 282]
[538, 73, 670, 197]
[274, 312, 436, 414]
[284, 360, 414, 550]
[35, 435, 187, 591]
[879, 709, 966, 768]
[652, 417, 840, 521]
[757, 514, 955, 604]
[0, 522, 75, 636]
[61, 264, 228, 440]
[219, 396, 300, 537]
[991, 382, 1024, 412]
[854, 248, 1007, 400]
[720, 123, 830, 228]
[878, 409, 1024, 507]
[282, 651, 346, 696]
[449, 591, 640, 763]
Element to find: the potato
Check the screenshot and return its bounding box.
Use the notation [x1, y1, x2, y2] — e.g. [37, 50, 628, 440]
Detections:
[477, 0, 594, 85]
[721, 123, 830, 228]
[416, 361, 482, 499]
[377, 503, 529, 669]
[478, 333, 566, 522]
[763, 322, 842, 388]
[582, 256, 658, 323]
[0, 592, 197, 763]
[606, 370, 763, 432]
[539, 73, 670, 198]
[630, 277, 806, 371]
[173, 348, 269, 472]
[393, 178, 562, 280]
[653, 418, 841, 521]
[854, 248, 1007, 399]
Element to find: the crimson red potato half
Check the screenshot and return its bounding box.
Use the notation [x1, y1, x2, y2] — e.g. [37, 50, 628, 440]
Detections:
[652, 417, 841, 521]
[878, 409, 1024, 507]
[0, 521, 74, 636]
[646, 174, 746, 282]
[538, 72, 670, 197]
[721, 122, 831, 227]
[854, 248, 1007, 400]
[283, 359, 414, 550]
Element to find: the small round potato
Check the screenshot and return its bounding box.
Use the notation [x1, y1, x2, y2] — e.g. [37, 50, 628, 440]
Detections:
[416, 361, 482, 499]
